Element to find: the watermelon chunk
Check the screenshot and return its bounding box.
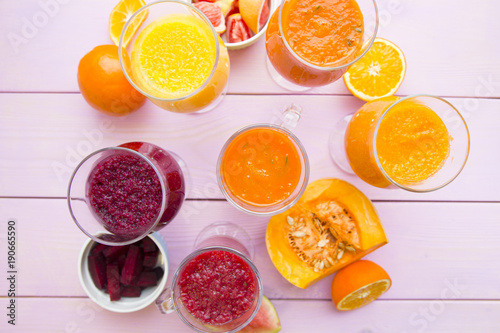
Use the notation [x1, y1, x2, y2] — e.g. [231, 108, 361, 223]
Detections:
[239, 296, 281, 333]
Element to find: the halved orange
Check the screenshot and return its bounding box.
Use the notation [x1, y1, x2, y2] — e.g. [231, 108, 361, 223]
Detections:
[239, 0, 270, 34]
[109, 0, 148, 48]
[344, 38, 406, 102]
[331, 260, 391, 311]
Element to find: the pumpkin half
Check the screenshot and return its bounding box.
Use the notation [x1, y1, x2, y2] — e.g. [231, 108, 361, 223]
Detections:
[266, 178, 388, 289]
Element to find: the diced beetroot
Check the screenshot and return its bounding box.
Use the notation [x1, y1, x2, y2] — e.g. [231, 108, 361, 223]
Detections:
[143, 250, 159, 268]
[136, 271, 158, 287]
[120, 245, 144, 286]
[88, 253, 107, 290]
[141, 237, 157, 253]
[152, 266, 164, 281]
[122, 286, 142, 298]
[117, 254, 127, 272]
[87, 238, 165, 302]
[103, 245, 129, 262]
[107, 262, 121, 301]
[90, 243, 108, 256]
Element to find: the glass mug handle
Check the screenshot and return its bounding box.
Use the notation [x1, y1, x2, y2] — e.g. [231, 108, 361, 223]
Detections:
[155, 287, 175, 314]
[277, 103, 302, 131]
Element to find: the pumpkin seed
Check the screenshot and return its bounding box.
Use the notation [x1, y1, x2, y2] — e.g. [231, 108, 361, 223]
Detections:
[292, 231, 306, 237]
[345, 245, 356, 252]
[317, 239, 328, 248]
[337, 249, 344, 260]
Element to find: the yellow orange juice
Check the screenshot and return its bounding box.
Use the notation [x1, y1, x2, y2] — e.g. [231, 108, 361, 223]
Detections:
[345, 97, 452, 188]
[130, 14, 229, 113]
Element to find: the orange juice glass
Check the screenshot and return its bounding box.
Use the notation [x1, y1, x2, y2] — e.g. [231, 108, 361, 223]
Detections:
[265, 0, 378, 91]
[217, 105, 309, 215]
[119, 1, 230, 113]
[330, 95, 470, 192]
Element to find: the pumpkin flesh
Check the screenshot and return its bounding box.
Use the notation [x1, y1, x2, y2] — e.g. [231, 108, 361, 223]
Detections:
[266, 178, 388, 289]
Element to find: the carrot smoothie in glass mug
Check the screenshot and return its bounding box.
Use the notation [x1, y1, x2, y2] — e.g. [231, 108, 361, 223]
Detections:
[217, 105, 309, 215]
[221, 126, 302, 204]
[265, 0, 378, 90]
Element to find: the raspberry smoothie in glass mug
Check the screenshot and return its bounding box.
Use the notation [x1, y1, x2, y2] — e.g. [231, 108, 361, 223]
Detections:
[155, 222, 263, 333]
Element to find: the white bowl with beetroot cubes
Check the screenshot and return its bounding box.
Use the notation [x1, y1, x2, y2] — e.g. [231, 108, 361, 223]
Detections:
[191, 0, 274, 50]
[78, 232, 168, 313]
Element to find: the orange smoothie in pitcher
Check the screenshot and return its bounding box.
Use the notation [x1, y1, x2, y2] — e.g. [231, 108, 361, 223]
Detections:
[376, 102, 451, 185]
[345, 97, 452, 188]
[130, 14, 229, 112]
[266, 0, 364, 86]
[220, 127, 302, 207]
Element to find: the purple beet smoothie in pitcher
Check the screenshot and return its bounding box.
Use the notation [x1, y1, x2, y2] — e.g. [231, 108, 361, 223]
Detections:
[87, 142, 185, 238]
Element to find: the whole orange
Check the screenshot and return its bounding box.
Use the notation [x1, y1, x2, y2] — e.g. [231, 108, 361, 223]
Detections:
[77, 44, 146, 116]
[331, 260, 391, 311]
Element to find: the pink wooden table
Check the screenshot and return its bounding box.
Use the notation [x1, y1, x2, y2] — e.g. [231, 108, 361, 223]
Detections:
[1, 0, 500, 332]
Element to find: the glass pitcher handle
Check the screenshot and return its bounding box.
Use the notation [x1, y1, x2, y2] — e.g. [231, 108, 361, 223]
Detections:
[155, 287, 175, 314]
[279, 103, 302, 131]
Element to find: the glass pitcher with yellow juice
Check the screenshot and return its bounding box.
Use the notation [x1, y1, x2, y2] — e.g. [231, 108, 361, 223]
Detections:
[331, 95, 470, 192]
[119, 0, 230, 113]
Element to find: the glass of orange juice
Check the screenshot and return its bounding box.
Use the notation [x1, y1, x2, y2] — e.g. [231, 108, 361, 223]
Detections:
[330, 95, 470, 192]
[118, 0, 230, 113]
[265, 0, 378, 91]
[217, 104, 309, 215]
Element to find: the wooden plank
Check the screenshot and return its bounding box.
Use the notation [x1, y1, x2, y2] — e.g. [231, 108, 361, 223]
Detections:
[1, 298, 499, 332]
[1, 199, 499, 299]
[0, 0, 499, 97]
[0, 93, 498, 201]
